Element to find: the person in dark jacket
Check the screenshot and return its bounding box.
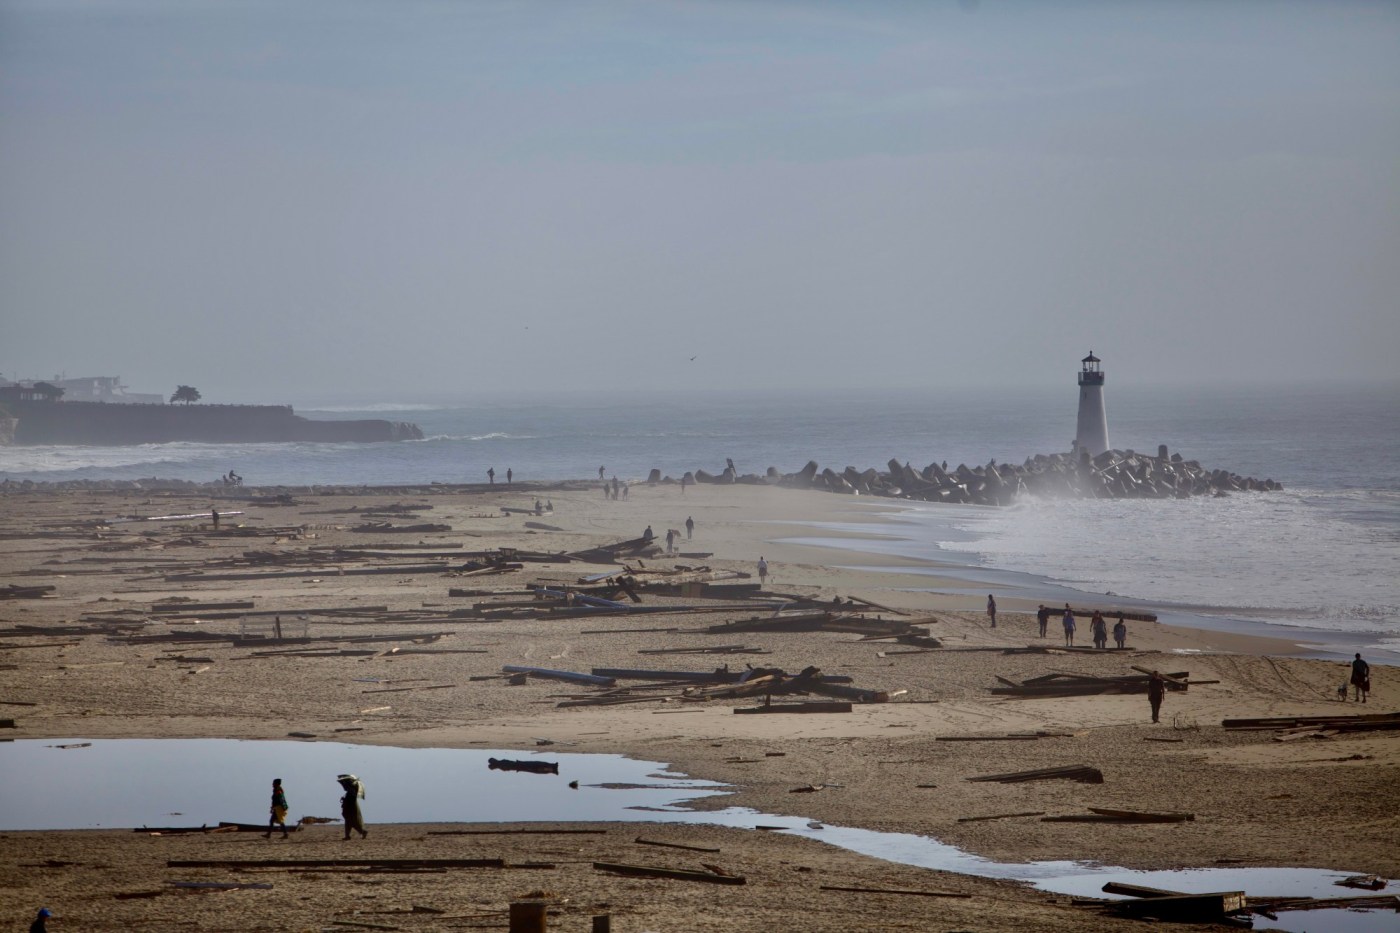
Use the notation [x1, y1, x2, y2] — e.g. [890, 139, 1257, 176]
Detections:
[1351, 653, 1371, 703]
[30, 908, 52, 933]
[1148, 671, 1167, 724]
[338, 774, 368, 840]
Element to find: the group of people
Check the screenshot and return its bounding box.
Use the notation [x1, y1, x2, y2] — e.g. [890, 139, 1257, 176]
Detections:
[486, 467, 513, 485]
[1027, 603, 1128, 649]
[262, 774, 368, 841]
[603, 476, 627, 499]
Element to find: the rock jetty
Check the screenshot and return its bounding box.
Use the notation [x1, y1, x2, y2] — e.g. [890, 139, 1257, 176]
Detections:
[653, 445, 1280, 506]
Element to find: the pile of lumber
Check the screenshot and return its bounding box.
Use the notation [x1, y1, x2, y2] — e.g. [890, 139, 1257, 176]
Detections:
[542, 664, 888, 708]
[990, 669, 1192, 698]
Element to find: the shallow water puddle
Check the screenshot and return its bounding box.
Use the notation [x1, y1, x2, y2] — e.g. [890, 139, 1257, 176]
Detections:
[2, 740, 1392, 931]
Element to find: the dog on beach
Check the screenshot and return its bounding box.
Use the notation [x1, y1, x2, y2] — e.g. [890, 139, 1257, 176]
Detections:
[1338, 682, 1350, 701]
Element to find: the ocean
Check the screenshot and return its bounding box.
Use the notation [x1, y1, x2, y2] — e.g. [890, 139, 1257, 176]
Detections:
[3, 382, 1396, 657]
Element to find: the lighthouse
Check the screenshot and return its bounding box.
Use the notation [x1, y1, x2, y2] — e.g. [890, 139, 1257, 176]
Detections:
[1074, 351, 1110, 457]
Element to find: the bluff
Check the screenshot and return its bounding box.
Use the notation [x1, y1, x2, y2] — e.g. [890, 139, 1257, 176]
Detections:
[2, 400, 423, 445]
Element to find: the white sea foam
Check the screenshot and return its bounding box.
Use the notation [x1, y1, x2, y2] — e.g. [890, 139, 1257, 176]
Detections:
[932, 488, 1400, 633]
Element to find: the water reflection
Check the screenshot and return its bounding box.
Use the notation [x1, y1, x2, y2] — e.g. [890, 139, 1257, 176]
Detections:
[1, 739, 1392, 932]
[0, 738, 726, 830]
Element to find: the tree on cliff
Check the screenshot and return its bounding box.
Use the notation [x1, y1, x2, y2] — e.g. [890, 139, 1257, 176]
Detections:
[171, 385, 202, 405]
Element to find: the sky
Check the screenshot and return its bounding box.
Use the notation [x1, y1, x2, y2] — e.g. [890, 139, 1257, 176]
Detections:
[1, 0, 1397, 405]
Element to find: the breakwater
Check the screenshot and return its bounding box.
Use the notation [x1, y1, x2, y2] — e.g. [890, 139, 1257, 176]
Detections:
[1, 400, 423, 446]
[658, 446, 1280, 506]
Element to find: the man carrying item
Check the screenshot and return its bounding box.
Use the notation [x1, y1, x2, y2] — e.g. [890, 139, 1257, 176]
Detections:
[265, 778, 290, 839]
[338, 774, 368, 840]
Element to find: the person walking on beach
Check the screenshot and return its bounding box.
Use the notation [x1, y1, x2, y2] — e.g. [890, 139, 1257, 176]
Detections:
[211, 508, 220, 531]
[986, 594, 997, 629]
[487, 467, 495, 485]
[1062, 606, 1076, 646]
[265, 778, 289, 839]
[338, 774, 368, 840]
[1148, 670, 1167, 723]
[1113, 614, 1127, 650]
[1037, 605, 1049, 638]
[1351, 653, 1371, 703]
[665, 528, 676, 554]
[599, 465, 606, 480]
[685, 516, 694, 539]
[506, 468, 512, 485]
[1090, 611, 1108, 649]
[757, 556, 769, 587]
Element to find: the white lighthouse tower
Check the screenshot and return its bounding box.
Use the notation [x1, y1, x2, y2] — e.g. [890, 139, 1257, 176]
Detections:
[1074, 350, 1110, 457]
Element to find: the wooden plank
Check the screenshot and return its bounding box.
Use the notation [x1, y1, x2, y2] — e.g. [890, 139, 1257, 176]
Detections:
[818, 885, 971, 898]
[967, 765, 1103, 784]
[593, 862, 745, 885]
[1102, 881, 1186, 898]
[168, 858, 505, 869]
[734, 702, 852, 715]
[427, 829, 607, 836]
[502, 665, 616, 687]
[1108, 891, 1246, 920]
[634, 837, 721, 854]
[956, 811, 1046, 823]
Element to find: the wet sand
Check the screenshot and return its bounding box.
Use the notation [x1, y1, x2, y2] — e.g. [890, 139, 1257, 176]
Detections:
[2, 481, 1395, 931]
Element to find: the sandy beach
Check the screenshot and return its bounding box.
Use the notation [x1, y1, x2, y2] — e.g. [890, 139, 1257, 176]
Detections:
[2, 481, 1396, 932]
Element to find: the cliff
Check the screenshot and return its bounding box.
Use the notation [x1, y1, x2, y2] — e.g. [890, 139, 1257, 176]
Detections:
[3, 401, 423, 445]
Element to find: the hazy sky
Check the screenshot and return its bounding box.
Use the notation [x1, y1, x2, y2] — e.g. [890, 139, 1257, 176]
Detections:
[2, 0, 1397, 404]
